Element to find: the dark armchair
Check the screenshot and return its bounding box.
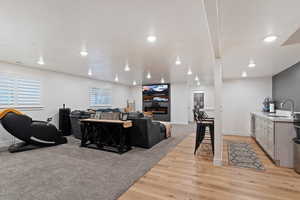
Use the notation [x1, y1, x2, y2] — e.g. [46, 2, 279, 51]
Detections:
[1, 112, 67, 152]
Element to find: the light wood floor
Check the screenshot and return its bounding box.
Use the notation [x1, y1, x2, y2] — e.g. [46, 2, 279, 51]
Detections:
[119, 134, 300, 200]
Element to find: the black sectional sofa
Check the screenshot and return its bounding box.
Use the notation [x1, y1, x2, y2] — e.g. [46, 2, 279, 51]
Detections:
[70, 111, 166, 149]
[128, 112, 165, 148]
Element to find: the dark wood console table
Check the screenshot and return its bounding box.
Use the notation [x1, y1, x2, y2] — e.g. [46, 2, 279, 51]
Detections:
[80, 119, 133, 154]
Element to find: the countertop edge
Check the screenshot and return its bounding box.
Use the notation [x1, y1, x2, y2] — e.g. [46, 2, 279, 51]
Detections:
[251, 112, 299, 123]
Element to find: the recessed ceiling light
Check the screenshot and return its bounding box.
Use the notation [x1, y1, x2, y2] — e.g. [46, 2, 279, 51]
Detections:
[80, 50, 88, 57]
[37, 57, 44, 65]
[263, 35, 278, 43]
[195, 75, 199, 81]
[88, 69, 92, 76]
[147, 35, 157, 43]
[248, 61, 256, 68]
[133, 80, 137, 86]
[187, 68, 193, 75]
[124, 63, 130, 72]
[114, 74, 119, 82]
[175, 57, 181, 65]
[146, 72, 151, 79]
[161, 77, 165, 84]
[197, 81, 200, 86]
[242, 71, 247, 78]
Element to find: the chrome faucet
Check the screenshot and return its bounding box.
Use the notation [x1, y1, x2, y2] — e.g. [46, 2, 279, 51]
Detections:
[280, 99, 295, 118]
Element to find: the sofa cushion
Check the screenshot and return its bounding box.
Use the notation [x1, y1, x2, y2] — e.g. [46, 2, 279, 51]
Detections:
[128, 112, 144, 120]
[99, 112, 120, 120]
[96, 108, 121, 113]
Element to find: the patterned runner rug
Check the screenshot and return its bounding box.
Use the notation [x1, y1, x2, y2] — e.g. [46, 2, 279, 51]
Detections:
[228, 142, 265, 170]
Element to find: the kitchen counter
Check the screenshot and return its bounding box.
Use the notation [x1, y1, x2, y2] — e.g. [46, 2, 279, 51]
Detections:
[251, 111, 298, 168]
[251, 111, 299, 123]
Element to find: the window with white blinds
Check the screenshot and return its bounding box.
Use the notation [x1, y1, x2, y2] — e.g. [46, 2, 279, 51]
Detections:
[89, 87, 112, 106]
[0, 74, 41, 108]
[16, 78, 41, 106]
[0, 76, 15, 106]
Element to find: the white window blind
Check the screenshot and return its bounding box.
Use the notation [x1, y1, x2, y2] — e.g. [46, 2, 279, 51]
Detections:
[16, 78, 41, 106]
[89, 87, 112, 106]
[0, 75, 15, 106]
[0, 74, 41, 108]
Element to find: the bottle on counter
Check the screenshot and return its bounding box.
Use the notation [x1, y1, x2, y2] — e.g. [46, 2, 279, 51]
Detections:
[269, 101, 275, 113]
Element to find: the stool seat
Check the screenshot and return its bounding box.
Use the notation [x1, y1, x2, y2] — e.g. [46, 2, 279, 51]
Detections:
[200, 121, 213, 125]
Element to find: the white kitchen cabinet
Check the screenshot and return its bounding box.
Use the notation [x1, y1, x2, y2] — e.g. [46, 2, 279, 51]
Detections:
[254, 117, 274, 160]
[251, 113, 297, 167]
[266, 122, 274, 158]
[251, 114, 274, 158]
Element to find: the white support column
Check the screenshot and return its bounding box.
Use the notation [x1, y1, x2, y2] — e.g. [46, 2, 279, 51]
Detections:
[213, 59, 223, 166]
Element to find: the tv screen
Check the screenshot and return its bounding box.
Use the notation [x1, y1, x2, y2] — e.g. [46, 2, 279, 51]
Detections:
[143, 84, 169, 102]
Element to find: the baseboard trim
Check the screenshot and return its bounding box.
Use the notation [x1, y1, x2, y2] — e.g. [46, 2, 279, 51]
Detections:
[213, 158, 223, 166]
[170, 122, 189, 125]
[0, 146, 8, 152]
[223, 132, 251, 137]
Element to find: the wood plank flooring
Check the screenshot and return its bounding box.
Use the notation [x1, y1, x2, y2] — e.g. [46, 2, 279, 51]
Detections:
[119, 134, 300, 200]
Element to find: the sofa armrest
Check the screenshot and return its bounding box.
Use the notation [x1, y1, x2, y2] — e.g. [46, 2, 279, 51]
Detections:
[129, 118, 165, 148]
[146, 121, 163, 147]
[152, 121, 161, 127]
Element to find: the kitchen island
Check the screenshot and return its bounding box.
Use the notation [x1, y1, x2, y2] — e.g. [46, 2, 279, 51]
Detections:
[251, 111, 299, 168]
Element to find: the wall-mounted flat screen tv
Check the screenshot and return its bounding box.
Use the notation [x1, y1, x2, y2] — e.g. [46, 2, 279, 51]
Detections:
[143, 84, 169, 102]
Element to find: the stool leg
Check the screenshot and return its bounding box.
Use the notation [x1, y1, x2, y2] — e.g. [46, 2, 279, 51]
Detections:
[209, 124, 214, 154]
[194, 124, 200, 155]
[194, 124, 206, 155]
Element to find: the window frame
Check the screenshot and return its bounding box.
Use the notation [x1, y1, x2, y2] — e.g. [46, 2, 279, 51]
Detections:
[88, 86, 113, 108]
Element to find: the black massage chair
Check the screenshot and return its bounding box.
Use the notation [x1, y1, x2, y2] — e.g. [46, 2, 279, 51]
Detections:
[0, 112, 67, 153]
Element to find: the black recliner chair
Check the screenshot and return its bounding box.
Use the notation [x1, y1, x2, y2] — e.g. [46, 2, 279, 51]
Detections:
[128, 113, 165, 148]
[0, 112, 67, 153]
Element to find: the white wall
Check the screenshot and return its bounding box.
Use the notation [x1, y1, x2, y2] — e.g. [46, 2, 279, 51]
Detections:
[222, 77, 272, 136]
[0, 62, 131, 147]
[171, 83, 189, 124]
[187, 77, 272, 136]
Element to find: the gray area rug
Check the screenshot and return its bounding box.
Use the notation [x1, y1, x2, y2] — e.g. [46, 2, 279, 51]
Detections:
[0, 124, 194, 200]
[228, 142, 265, 170]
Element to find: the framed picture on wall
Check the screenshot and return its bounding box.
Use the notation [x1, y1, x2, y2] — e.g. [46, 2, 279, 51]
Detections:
[193, 91, 204, 109]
